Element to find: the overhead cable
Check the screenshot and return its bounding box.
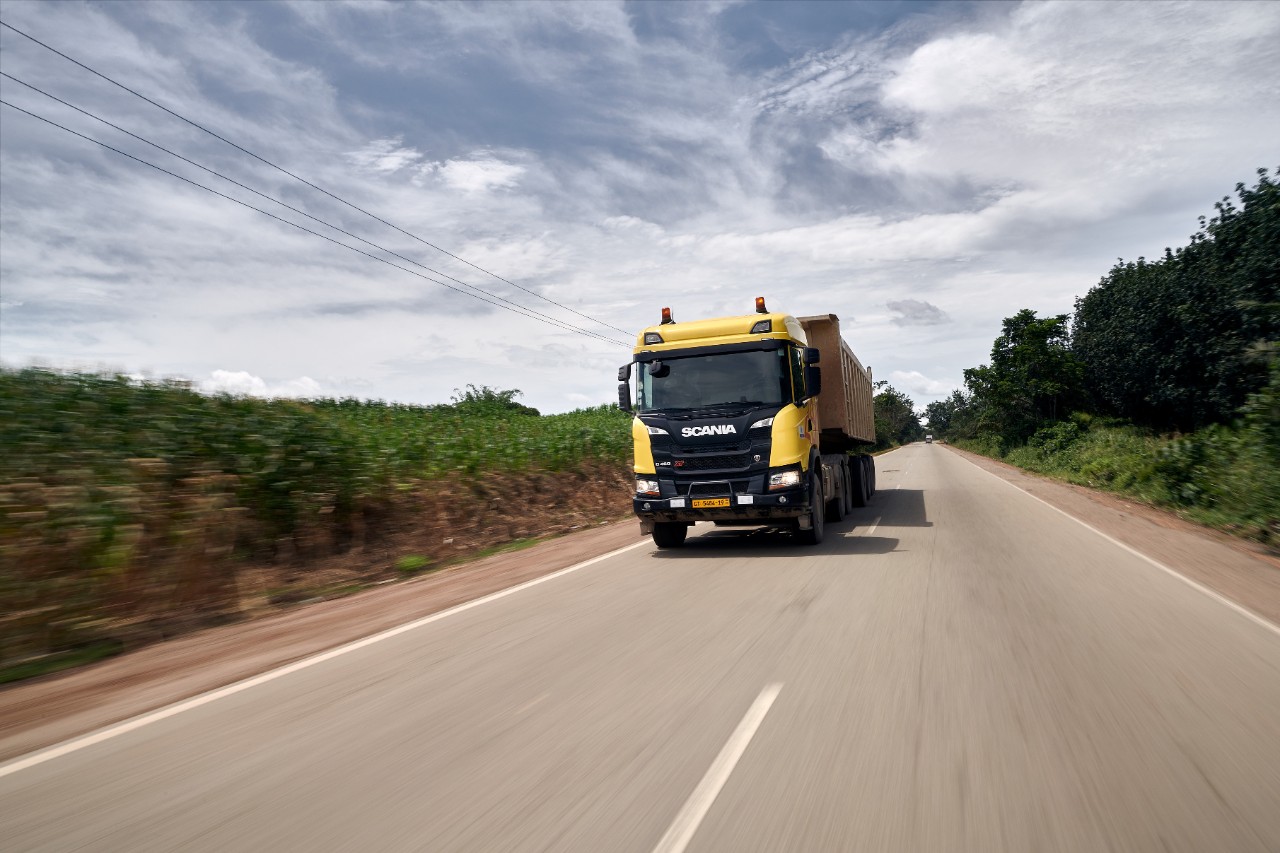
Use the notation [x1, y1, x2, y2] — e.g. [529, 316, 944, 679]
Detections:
[0, 19, 633, 337]
[0, 99, 628, 349]
[0, 71, 631, 348]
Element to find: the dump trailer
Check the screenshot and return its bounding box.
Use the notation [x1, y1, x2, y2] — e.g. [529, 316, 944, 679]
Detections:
[617, 298, 876, 548]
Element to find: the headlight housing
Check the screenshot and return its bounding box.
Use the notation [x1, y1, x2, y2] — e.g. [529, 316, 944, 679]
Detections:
[646, 425, 669, 435]
[635, 478, 661, 496]
[768, 468, 802, 491]
[749, 417, 774, 430]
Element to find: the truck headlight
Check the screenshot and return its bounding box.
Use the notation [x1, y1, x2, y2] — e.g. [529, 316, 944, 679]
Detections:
[646, 425, 669, 435]
[768, 468, 802, 491]
[749, 417, 774, 429]
[635, 478, 661, 496]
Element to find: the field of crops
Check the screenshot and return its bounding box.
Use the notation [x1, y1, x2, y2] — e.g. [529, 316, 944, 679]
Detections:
[0, 368, 632, 675]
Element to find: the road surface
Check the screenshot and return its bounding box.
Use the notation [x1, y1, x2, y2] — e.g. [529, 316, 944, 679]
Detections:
[3, 444, 1279, 852]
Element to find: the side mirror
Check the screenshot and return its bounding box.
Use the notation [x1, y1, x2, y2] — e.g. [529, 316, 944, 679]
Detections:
[617, 383, 632, 412]
[803, 347, 821, 365]
[617, 364, 631, 382]
[805, 365, 822, 398]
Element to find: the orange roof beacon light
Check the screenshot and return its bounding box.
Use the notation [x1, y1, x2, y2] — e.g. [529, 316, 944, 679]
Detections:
[755, 296, 767, 314]
[661, 306, 674, 325]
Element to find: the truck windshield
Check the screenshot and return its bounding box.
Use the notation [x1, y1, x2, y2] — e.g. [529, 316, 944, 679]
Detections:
[638, 348, 791, 413]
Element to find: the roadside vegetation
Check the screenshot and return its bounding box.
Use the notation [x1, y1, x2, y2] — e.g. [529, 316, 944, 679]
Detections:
[929, 168, 1278, 545]
[0, 378, 631, 679]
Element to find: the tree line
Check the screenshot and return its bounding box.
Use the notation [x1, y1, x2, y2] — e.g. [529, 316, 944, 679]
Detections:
[927, 167, 1278, 447]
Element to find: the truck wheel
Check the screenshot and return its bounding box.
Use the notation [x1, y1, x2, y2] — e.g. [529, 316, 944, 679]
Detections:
[652, 522, 688, 548]
[849, 456, 868, 507]
[842, 458, 854, 515]
[864, 454, 876, 497]
[825, 461, 847, 522]
[797, 476, 825, 545]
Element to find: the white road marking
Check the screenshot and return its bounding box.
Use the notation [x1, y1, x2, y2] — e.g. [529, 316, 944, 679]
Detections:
[866, 446, 906, 536]
[0, 539, 649, 778]
[652, 683, 783, 853]
[953, 450, 1280, 637]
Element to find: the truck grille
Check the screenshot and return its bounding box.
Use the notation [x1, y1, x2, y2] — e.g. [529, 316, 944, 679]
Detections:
[678, 453, 751, 471]
[685, 441, 750, 453]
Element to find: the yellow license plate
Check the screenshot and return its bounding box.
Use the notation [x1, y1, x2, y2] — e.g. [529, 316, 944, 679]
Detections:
[692, 498, 730, 508]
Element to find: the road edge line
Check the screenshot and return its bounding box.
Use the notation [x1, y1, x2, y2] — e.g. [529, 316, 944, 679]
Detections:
[949, 449, 1280, 637]
[0, 539, 649, 778]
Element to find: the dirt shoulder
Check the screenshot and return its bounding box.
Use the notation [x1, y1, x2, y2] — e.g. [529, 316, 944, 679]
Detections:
[0, 519, 643, 763]
[5, 451, 1278, 764]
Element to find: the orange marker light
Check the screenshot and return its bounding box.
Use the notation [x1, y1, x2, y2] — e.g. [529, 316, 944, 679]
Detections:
[755, 297, 767, 314]
[661, 306, 674, 325]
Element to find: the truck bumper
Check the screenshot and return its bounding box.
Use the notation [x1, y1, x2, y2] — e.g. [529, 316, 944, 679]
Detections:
[632, 491, 808, 526]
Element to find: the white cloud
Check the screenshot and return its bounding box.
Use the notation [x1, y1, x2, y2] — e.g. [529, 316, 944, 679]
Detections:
[203, 370, 323, 398]
[890, 370, 956, 397]
[347, 138, 425, 173]
[424, 152, 527, 194]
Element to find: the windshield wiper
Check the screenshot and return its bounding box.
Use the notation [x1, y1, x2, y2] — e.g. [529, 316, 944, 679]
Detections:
[701, 401, 768, 412]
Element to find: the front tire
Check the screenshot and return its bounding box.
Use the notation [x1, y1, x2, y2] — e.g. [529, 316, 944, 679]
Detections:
[652, 522, 688, 548]
[796, 474, 825, 545]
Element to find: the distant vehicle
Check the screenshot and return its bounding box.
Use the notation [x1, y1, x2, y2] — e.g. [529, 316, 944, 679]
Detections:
[925, 434, 933, 443]
[618, 297, 875, 548]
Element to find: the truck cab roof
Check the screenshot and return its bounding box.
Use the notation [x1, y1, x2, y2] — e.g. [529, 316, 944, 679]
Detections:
[634, 311, 806, 354]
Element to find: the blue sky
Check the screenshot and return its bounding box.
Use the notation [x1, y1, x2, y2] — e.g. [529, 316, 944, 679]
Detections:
[2, 0, 1278, 413]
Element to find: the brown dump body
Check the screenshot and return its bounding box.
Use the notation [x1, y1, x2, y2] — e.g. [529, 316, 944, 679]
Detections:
[797, 314, 876, 449]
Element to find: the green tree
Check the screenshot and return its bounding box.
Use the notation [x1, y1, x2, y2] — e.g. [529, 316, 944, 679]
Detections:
[963, 309, 1085, 445]
[1072, 167, 1279, 430]
[447, 385, 541, 417]
[923, 390, 981, 440]
[874, 382, 923, 448]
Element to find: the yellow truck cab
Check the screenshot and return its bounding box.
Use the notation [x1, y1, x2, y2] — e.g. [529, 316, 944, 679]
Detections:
[618, 298, 875, 548]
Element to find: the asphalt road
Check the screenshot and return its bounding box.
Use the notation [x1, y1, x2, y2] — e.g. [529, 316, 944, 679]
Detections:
[3, 444, 1279, 852]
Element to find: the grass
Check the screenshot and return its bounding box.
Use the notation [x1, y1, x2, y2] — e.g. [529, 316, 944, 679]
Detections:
[467, 537, 544, 561]
[953, 414, 1279, 546]
[395, 555, 434, 575]
[0, 640, 124, 685]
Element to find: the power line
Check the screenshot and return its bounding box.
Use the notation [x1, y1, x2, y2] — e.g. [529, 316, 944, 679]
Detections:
[0, 70, 632, 348]
[0, 18, 634, 338]
[0, 98, 628, 349]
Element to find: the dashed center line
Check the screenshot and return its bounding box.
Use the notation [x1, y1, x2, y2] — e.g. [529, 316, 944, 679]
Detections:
[651, 683, 783, 853]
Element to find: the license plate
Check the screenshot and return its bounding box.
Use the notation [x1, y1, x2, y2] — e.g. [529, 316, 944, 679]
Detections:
[692, 498, 730, 508]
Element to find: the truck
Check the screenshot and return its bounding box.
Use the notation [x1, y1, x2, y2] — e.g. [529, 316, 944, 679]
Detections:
[617, 297, 877, 548]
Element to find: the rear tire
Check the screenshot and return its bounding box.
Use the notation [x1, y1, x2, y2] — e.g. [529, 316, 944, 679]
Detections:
[842, 458, 854, 515]
[849, 456, 868, 507]
[825, 460, 847, 523]
[652, 522, 688, 548]
[864, 454, 876, 498]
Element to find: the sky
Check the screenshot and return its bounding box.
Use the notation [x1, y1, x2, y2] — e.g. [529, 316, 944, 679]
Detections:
[1, 1, 1278, 414]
